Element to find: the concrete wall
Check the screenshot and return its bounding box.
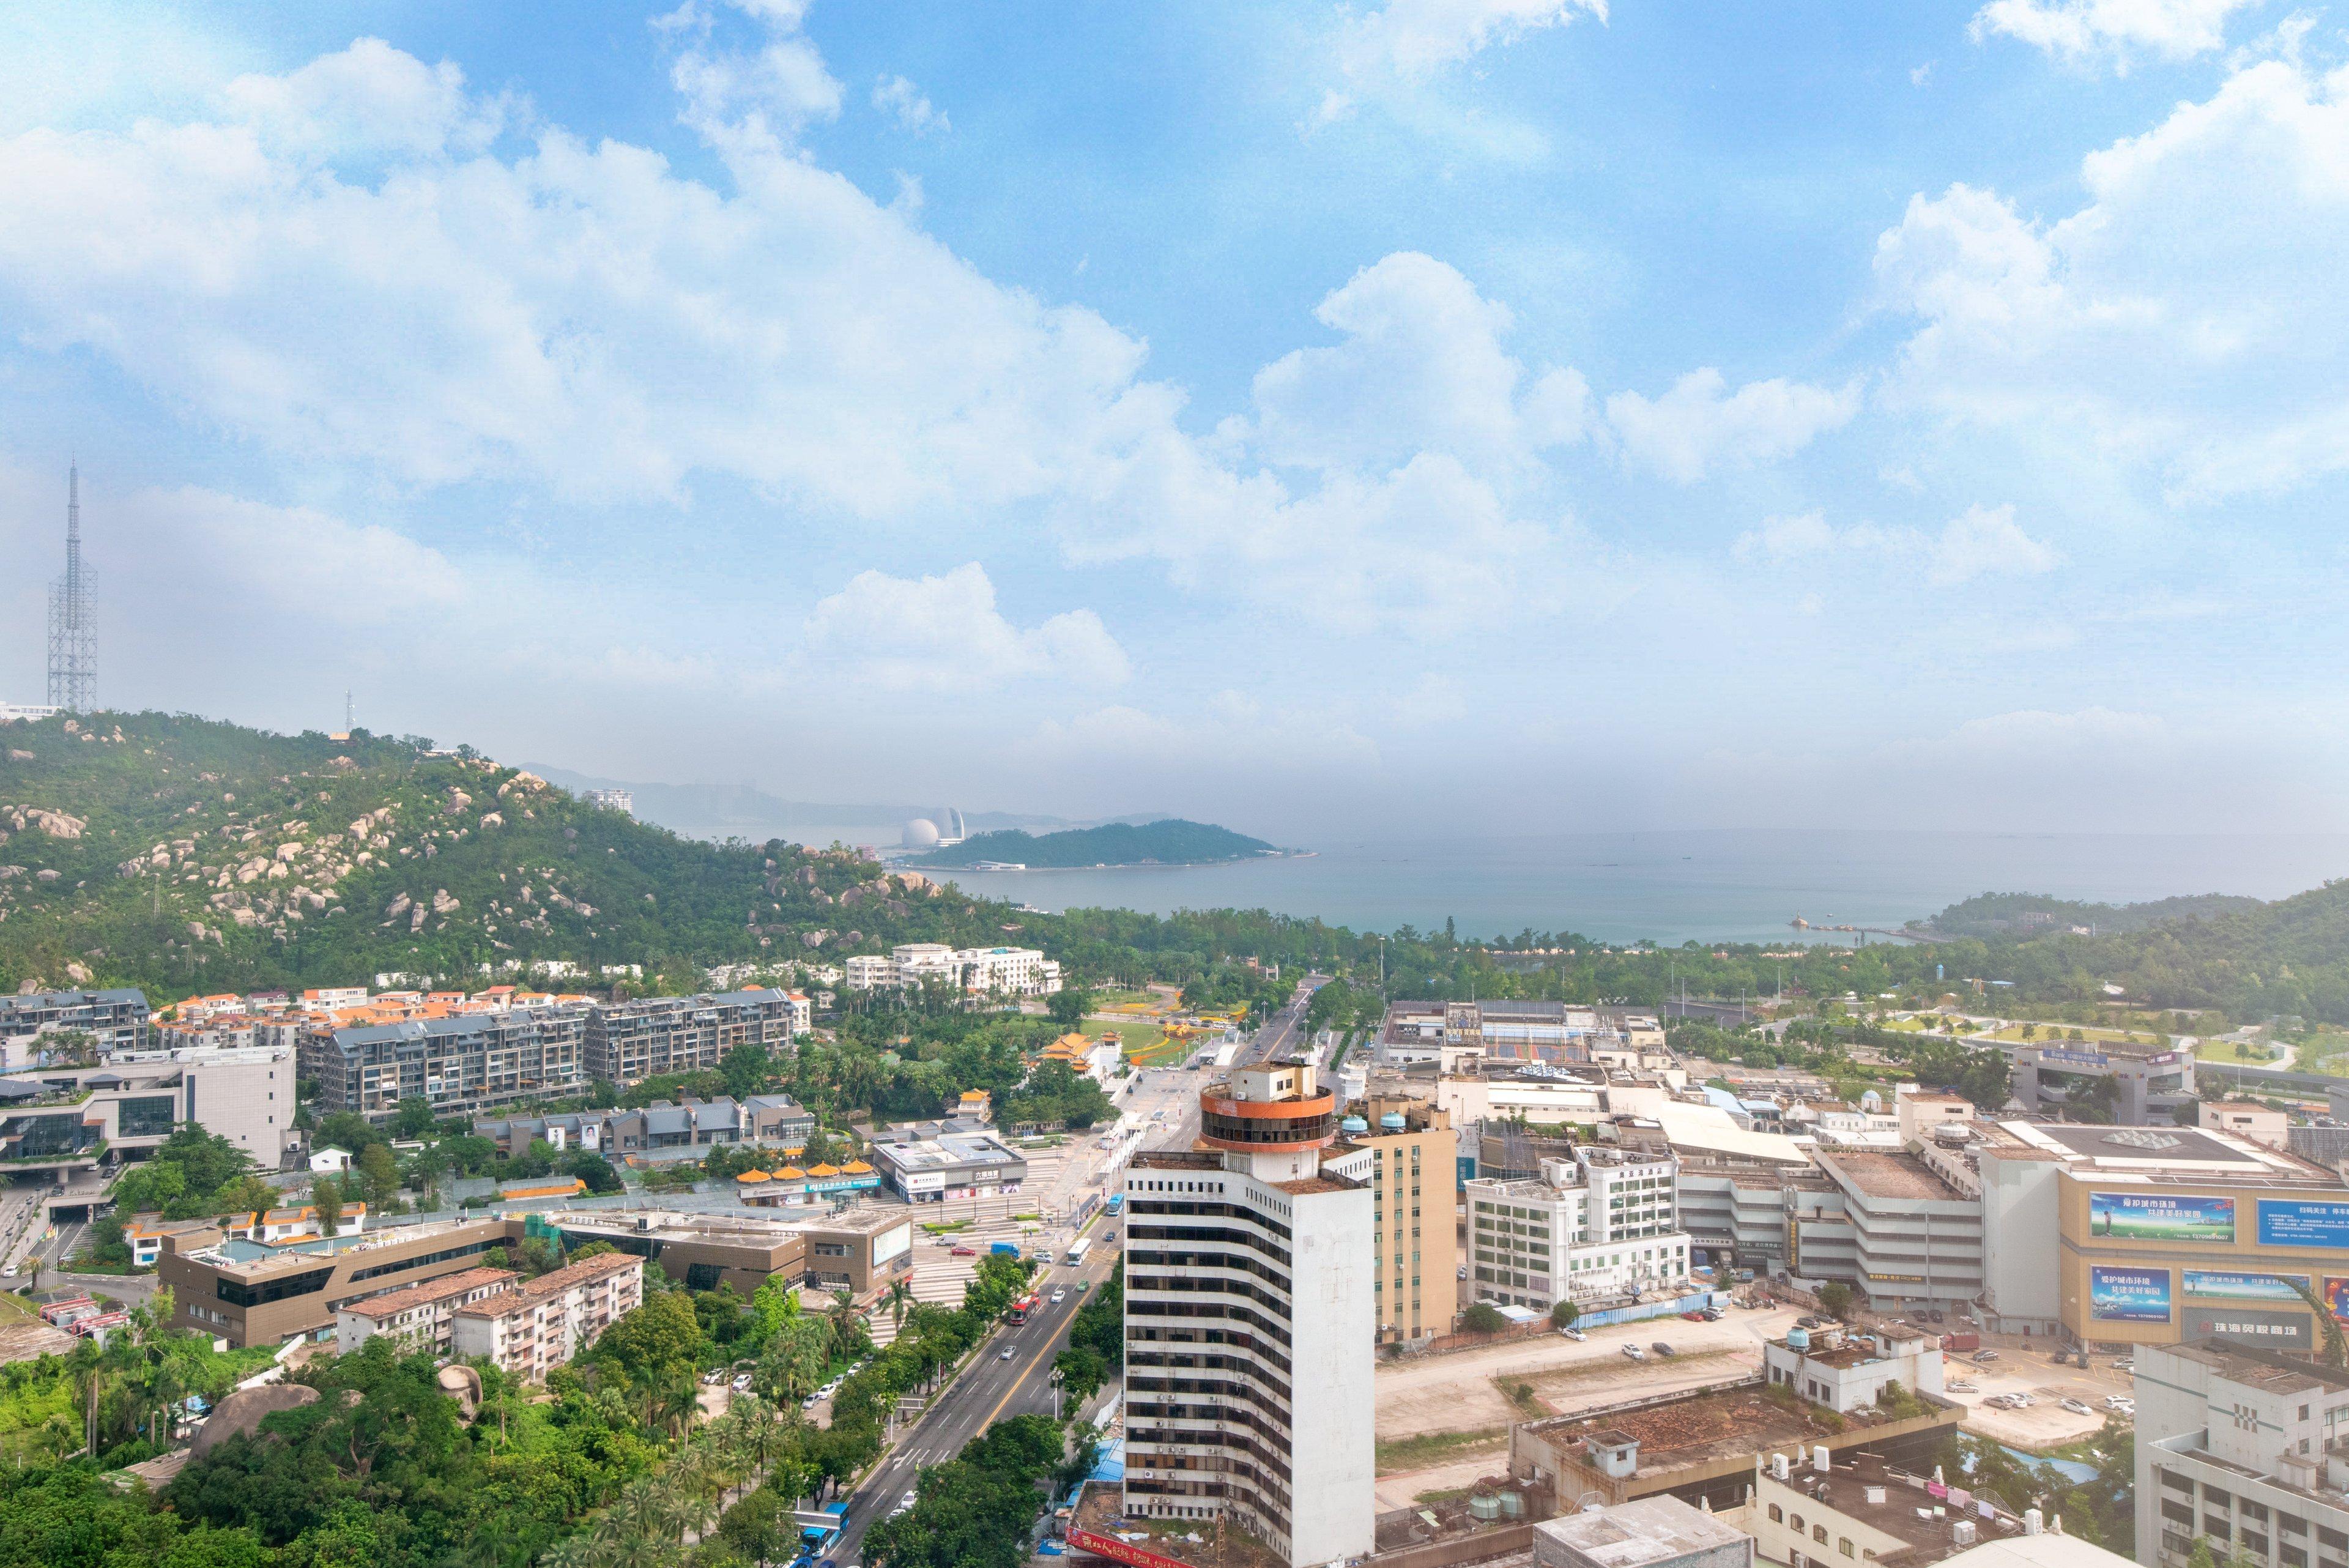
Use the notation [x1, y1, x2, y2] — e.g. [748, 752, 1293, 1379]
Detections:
[1976, 1150, 2062, 1331]
[1282, 1172, 1378, 1567]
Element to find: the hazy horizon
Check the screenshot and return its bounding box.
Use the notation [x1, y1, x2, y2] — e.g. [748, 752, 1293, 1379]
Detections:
[4, 2, 2345, 841]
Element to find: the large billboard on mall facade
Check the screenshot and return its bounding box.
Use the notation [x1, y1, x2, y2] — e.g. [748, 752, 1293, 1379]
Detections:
[2090, 1265, 2173, 1323]
[2183, 1269, 2311, 1302]
[2259, 1200, 2349, 1250]
[2089, 1191, 2236, 1244]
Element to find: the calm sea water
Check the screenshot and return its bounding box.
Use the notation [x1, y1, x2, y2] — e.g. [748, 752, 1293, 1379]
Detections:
[681, 826, 2349, 946]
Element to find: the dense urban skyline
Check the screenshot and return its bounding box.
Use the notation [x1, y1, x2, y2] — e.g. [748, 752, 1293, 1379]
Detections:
[1, 1, 2341, 840]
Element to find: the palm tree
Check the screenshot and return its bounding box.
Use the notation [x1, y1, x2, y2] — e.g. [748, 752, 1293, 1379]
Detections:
[606, 1475, 677, 1543]
[883, 1279, 914, 1329]
[538, 1536, 606, 1568]
[598, 1535, 678, 1568]
[669, 1449, 724, 1544]
[658, 1375, 700, 1440]
[65, 1338, 102, 1456]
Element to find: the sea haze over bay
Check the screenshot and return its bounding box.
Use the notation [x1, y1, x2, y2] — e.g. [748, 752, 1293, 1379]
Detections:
[675, 828, 2349, 947]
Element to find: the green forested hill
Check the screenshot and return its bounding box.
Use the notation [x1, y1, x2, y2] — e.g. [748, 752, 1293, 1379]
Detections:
[1917, 889, 2265, 938]
[1965, 877, 2349, 1024]
[0, 712, 1015, 997]
[913, 818, 1278, 868]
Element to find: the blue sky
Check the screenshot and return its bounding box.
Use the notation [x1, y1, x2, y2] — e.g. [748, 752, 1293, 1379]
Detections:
[1, 0, 2344, 841]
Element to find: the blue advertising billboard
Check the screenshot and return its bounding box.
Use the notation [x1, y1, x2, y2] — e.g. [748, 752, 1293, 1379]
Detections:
[2258, 1200, 2349, 1250]
[2088, 1191, 2236, 1244]
[2090, 1265, 2173, 1323]
[2183, 1269, 2311, 1302]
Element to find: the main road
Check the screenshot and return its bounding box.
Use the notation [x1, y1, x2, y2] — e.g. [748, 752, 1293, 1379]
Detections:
[831, 1234, 1120, 1566]
[1239, 973, 1329, 1067]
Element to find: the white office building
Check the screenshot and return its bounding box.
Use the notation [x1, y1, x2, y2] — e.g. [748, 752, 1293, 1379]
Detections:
[1123, 1060, 1375, 1568]
[1467, 1146, 1691, 1311]
[842, 943, 1062, 996]
[2136, 1340, 2349, 1568]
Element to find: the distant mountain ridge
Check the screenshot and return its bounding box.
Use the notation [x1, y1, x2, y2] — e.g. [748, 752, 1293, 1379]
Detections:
[910, 819, 1282, 869]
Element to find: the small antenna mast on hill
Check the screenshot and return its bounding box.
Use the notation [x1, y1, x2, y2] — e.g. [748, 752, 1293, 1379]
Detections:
[345, 690, 354, 732]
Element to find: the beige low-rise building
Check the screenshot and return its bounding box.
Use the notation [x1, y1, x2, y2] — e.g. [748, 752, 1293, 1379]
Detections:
[452, 1252, 644, 1381]
[335, 1266, 519, 1355]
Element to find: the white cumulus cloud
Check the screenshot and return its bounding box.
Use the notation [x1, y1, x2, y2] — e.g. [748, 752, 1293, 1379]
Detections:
[0, 40, 1152, 512]
[661, 0, 841, 150]
[1734, 503, 2060, 585]
[1338, 0, 1608, 77]
[1970, 0, 2256, 67]
[1607, 368, 1859, 484]
[1247, 251, 1587, 476]
[872, 75, 948, 135]
[1876, 59, 2349, 499]
[801, 563, 1129, 690]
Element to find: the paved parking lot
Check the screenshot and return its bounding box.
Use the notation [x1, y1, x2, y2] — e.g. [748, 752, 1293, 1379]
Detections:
[1936, 1345, 2134, 1447]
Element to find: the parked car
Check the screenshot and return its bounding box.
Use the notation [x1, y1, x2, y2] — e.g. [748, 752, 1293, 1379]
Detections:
[1623, 1345, 1647, 1361]
[2112, 1358, 2135, 1370]
[2102, 1394, 2132, 1410]
[732, 1374, 752, 1392]
[1559, 1326, 1586, 1341]
[2061, 1398, 2092, 1415]
[1652, 1342, 1677, 1358]
[1973, 1350, 2000, 1362]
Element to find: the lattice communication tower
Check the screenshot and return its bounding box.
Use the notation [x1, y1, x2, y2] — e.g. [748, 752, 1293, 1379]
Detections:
[46, 463, 95, 713]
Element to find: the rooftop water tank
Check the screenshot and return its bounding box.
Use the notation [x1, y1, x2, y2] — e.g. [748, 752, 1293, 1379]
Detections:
[1381, 1112, 1408, 1131]
[1469, 1495, 1501, 1523]
[1787, 1327, 1811, 1351]
[1341, 1116, 1370, 1135]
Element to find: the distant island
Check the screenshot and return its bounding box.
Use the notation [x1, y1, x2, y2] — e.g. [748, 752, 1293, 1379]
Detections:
[908, 819, 1288, 869]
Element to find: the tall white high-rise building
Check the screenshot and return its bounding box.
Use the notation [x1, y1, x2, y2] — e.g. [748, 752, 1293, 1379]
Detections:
[1123, 1060, 1375, 1568]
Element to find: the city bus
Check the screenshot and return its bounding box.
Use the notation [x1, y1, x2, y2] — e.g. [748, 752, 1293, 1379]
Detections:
[1006, 1292, 1041, 1325]
[1105, 1192, 1124, 1217]
[1064, 1238, 1093, 1268]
